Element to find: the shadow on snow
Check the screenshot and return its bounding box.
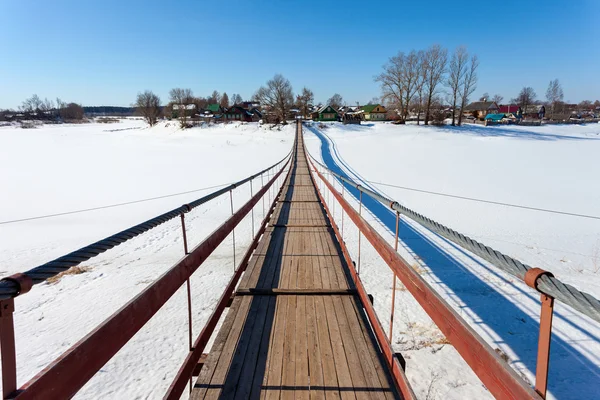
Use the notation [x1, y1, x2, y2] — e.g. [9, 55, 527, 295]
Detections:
[305, 123, 600, 399]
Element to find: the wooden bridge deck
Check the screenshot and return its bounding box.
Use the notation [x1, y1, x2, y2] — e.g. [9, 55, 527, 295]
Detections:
[192, 123, 400, 399]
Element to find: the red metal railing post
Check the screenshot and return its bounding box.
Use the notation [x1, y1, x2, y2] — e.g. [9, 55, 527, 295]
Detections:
[535, 294, 555, 399]
[341, 184, 345, 237]
[390, 211, 400, 342]
[524, 268, 556, 399]
[0, 298, 17, 399]
[357, 191, 363, 275]
[229, 189, 236, 271]
[250, 180, 255, 239]
[261, 173, 265, 218]
[180, 213, 189, 255]
[179, 210, 193, 392]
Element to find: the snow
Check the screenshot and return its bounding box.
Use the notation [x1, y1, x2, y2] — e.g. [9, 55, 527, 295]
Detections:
[0, 119, 293, 399]
[304, 121, 600, 399]
[1, 118, 599, 399]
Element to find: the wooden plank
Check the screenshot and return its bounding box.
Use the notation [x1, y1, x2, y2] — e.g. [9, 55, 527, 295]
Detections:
[331, 295, 375, 400]
[191, 297, 245, 399]
[263, 218, 298, 399]
[236, 288, 358, 296]
[295, 295, 310, 400]
[247, 296, 278, 399]
[306, 296, 326, 400]
[193, 296, 252, 399]
[280, 219, 300, 400]
[341, 296, 397, 400]
[217, 296, 267, 399]
[314, 296, 342, 400]
[263, 297, 288, 400]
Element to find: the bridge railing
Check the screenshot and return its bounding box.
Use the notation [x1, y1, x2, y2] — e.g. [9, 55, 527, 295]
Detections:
[0, 148, 294, 399]
[305, 149, 582, 399]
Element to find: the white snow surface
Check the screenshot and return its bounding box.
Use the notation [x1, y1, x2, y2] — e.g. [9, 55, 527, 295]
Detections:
[303, 121, 600, 399]
[1, 119, 600, 399]
[0, 119, 293, 399]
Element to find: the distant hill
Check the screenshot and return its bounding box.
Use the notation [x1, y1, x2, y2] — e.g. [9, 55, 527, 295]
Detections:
[84, 106, 136, 116]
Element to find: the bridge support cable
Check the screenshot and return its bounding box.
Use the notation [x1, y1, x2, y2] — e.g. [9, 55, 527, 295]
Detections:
[0, 150, 292, 301]
[306, 150, 600, 326]
[308, 153, 542, 400]
[0, 150, 292, 400]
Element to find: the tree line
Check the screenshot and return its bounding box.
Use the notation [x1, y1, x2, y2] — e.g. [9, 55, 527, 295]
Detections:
[135, 88, 248, 127]
[375, 44, 479, 126]
[1, 94, 85, 121]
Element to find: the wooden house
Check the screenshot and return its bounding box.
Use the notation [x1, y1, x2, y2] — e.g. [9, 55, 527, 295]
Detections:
[360, 104, 387, 121]
[224, 105, 262, 122]
[311, 105, 339, 121]
[463, 101, 499, 119]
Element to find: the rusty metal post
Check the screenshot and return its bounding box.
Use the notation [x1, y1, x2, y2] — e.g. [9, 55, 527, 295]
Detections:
[341, 184, 345, 237]
[357, 191, 363, 275]
[524, 267, 555, 399]
[230, 189, 236, 271]
[179, 210, 193, 392]
[331, 177, 336, 221]
[250, 180, 255, 238]
[535, 294, 554, 399]
[261, 173, 265, 218]
[180, 213, 189, 255]
[0, 298, 16, 398]
[390, 211, 400, 342]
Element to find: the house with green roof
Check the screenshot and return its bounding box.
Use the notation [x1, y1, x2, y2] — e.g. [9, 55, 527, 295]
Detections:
[311, 105, 338, 121]
[360, 104, 387, 121]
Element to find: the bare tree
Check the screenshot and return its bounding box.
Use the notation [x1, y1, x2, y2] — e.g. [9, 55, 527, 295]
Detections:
[545, 79, 564, 118]
[422, 44, 447, 125]
[369, 97, 380, 105]
[62, 103, 84, 120]
[457, 54, 479, 126]
[491, 94, 503, 104]
[169, 88, 194, 128]
[296, 87, 314, 118]
[253, 74, 294, 124]
[208, 90, 221, 104]
[517, 87, 537, 112]
[135, 90, 161, 126]
[327, 93, 344, 109]
[21, 94, 43, 113]
[231, 93, 243, 105]
[479, 92, 489, 101]
[414, 50, 427, 125]
[376, 50, 421, 123]
[446, 46, 469, 126]
[220, 92, 229, 108]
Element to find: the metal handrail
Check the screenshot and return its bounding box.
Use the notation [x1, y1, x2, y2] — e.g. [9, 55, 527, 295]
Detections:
[0, 150, 292, 300]
[2, 152, 292, 399]
[307, 151, 600, 325]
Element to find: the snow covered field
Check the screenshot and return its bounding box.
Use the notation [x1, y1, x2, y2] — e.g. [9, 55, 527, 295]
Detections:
[1, 119, 599, 399]
[304, 121, 600, 399]
[0, 119, 293, 398]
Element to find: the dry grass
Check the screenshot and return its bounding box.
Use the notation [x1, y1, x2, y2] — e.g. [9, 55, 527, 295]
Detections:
[47, 266, 91, 284]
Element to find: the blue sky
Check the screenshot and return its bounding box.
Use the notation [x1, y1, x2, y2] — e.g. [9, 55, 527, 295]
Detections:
[1, 0, 598, 109]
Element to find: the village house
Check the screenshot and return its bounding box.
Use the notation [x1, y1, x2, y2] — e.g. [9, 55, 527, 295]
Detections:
[463, 101, 499, 119]
[311, 105, 338, 121]
[224, 105, 262, 122]
[360, 104, 387, 121]
[498, 104, 520, 114]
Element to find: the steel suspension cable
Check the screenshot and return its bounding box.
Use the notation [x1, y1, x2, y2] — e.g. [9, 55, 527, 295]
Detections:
[0, 150, 292, 300]
[306, 151, 600, 324]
